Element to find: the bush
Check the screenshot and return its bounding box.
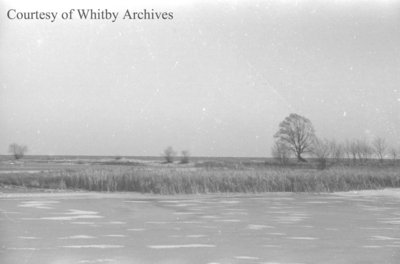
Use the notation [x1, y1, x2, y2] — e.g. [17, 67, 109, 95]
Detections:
[163, 146, 176, 163]
[8, 143, 28, 160]
[180, 150, 190, 164]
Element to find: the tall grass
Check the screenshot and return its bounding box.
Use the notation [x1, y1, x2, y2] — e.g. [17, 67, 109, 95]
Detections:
[1, 165, 399, 194]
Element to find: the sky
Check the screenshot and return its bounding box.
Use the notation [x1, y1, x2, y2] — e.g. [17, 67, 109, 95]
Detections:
[0, 0, 399, 157]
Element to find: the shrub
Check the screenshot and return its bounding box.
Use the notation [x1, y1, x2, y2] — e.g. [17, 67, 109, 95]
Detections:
[8, 143, 28, 160]
[163, 146, 176, 163]
[180, 150, 190, 164]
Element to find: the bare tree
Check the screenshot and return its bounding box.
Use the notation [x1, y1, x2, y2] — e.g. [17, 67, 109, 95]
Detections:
[163, 146, 176, 163]
[328, 139, 344, 162]
[8, 143, 28, 160]
[372, 137, 387, 163]
[274, 113, 316, 162]
[271, 141, 291, 165]
[180, 150, 190, 164]
[355, 139, 372, 163]
[389, 147, 397, 161]
[343, 140, 352, 160]
[345, 139, 358, 163]
[312, 138, 331, 170]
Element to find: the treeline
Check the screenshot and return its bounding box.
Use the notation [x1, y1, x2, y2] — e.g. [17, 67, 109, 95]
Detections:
[274, 137, 399, 168]
[317, 137, 396, 161]
[272, 113, 399, 168]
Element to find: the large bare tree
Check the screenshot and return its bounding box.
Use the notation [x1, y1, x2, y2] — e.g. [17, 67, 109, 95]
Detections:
[274, 113, 316, 162]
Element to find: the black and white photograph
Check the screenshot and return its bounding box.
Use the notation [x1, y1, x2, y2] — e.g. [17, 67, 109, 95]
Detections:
[1, 0, 400, 263]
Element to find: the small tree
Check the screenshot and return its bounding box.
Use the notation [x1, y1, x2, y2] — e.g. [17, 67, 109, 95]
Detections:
[355, 139, 372, 163]
[274, 113, 316, 162]
[372, 137, 386, 163]
[389, 148, 397, 161]
[163, 146, 176, 163]
[312, 138, 331, 170]
[8, 143, 28, 160]
[180, 150, 190, 164]
[271, 141, 291, 165]
[328, 139, 344, 163]
[345, 139, 358, 163]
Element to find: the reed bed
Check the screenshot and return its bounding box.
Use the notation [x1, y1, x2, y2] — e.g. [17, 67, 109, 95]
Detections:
[1, 165, 399, 194]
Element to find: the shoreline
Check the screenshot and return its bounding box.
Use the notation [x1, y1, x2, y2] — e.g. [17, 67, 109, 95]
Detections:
[2, 186, 400, 200]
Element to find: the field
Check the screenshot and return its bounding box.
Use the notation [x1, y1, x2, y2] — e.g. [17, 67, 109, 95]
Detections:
[0, 155, 399, 194]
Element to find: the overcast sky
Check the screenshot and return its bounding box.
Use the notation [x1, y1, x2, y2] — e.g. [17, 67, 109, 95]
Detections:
[1, 0, 399, 157]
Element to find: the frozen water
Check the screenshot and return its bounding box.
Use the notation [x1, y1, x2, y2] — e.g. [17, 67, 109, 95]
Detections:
[2, 190, 400, 263]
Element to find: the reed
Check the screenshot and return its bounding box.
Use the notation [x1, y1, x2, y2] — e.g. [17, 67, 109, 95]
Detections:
[1, 165, 399, 194]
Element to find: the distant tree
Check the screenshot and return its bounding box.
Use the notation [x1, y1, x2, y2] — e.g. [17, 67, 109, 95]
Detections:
[389, 147, 397, 161]
[328, 139, 344, 162]
[372, 137, 387, 163]
[343, 140, 351, 160]
[163, 146, 176, 163]
[345, 140, 358, 163]
[8, 143, 28, 160]
[355, 139, 372, 162]
[274, 113, 316, 162]
[344, 139, 373, 164]
[271, 141, 291, 165]
[180, 150, 190, 164]
[312, 138, 331, 170]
